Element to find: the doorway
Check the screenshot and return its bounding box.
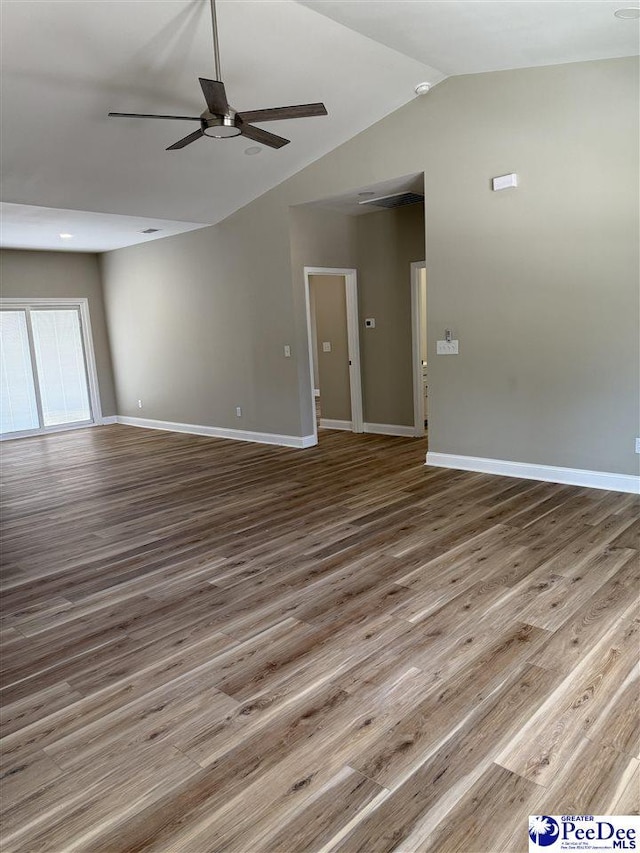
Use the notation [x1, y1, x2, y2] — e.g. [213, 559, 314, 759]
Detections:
[0, 298, 102, 439]
[411, 261, 428, 438]
[303, 267, 363, 441]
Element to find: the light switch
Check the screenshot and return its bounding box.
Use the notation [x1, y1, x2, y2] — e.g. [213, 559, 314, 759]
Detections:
[284, 345, 291, 358]
[322, 341, 332, 352]
[436, 340, 459, 355]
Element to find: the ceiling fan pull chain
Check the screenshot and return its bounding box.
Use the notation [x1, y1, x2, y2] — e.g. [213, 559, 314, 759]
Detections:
[210, 0, 222, 82]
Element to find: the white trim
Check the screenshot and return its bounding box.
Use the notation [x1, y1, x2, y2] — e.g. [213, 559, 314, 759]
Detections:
[77, 299, 104, 423]
[364, 422, 416, 438]
[303, 267, 364, 437]
[101, 416, 118, 425]
[343, 272, 364, 433]
[410, 261, 427, 437]
[319, 418, 352, 431]
[116, 416, 317, 449]
[314, 388, 320, 398]
[425, 452, 640, 494]
[0, 420, 93, 441]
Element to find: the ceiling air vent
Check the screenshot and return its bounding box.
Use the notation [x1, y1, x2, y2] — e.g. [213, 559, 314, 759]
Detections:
[141, 228, 160, 234]
[358, 192, 424, 209]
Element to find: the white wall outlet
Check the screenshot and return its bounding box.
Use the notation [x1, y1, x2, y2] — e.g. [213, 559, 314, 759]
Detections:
[365, 318, 376, 329]
[283, 345, 291, 358]
[492, 173, 518, 191]
[635, 437, 640, 454]
[322, 341, 332, 352]
[235, 406, 242, 417]
[137, 399, 143, 408]
[436, 340, 459, 355]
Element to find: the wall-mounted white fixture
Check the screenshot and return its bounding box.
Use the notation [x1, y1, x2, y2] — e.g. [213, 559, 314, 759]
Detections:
[322, 341, 331, 352]
[492, 173, 518, 191]
[283, 345, 291, 357]
[364, 318, 376, 329]
[437, 340, 459, 355]
[235, 406, 242, 417]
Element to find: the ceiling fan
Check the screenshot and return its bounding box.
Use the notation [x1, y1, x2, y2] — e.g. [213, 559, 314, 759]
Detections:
[108, 0, 327, 150]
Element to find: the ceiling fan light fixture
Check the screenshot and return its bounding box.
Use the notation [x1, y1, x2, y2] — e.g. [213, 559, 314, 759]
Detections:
[203, 116, 242, 138]
[614, 6, 640, 17]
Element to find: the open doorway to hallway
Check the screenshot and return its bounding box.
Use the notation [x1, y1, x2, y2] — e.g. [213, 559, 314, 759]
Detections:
[304, 267, 363, 440]
[292, 172, 426, 446]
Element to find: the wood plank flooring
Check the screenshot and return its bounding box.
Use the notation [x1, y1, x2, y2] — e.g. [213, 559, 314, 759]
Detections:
[1, 424, 638, 853]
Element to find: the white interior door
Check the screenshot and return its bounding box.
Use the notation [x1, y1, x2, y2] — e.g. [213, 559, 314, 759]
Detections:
[304, 267, 363, 441]
[411, 261, 428, 437]
[0, 301, 100, 438]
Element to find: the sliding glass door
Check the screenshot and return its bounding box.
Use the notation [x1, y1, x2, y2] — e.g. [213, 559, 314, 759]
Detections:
[1, 301, 99, 438]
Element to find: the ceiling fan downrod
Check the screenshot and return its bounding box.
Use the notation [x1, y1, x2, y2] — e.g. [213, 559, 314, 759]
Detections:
[209, 0, 222, 82]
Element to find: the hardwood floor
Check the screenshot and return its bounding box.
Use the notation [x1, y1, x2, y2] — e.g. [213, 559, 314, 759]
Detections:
[1, 424, 638, 853]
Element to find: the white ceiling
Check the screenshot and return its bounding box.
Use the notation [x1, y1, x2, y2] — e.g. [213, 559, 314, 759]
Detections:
[0, 203, 207, 253]
[300, 1, 640, 76]
[1, 0, 638, 252]
[303, 174, 425, 217]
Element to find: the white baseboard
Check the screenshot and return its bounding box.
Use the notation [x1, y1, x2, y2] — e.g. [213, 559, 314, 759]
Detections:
[116, 416, 317, 449]
[364, 422, 416, 438]
[100, 416, 118, 425]
[426, 451, 640, 494]
[319, 418, 352, 431]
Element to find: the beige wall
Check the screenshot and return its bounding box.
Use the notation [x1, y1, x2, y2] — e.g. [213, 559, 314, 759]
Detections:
[0, 249, 117, 416]
[101, 57, 639, 475]
[289, 203, 424, 429]
[310, 275, 351, 422]
[356, 204, 425, 426]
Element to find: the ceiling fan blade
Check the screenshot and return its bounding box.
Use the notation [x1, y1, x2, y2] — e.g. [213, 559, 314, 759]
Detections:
[238, 103, 327, 123]
[166, 129, 205, 150]
[108, 112, 202, 121]
[199, 78, 229, 115]
[239, 123, 290, 149]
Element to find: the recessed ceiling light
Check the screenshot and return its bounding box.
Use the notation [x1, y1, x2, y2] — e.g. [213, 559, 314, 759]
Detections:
[244, 146, 262, 155]
[414, 82, 431, 96]
[59, 233, 73, 239]
[358, 191, 375, 197]
[614, 6, 640, 17]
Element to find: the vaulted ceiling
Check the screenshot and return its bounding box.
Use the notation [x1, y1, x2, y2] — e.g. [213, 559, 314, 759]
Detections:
[1, 0, 637, 251]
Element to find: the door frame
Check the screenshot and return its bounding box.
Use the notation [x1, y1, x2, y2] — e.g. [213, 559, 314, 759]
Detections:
[410, 261, 427, 437]
[303, 267, 363, 441]
[0, 297, 104, 439]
